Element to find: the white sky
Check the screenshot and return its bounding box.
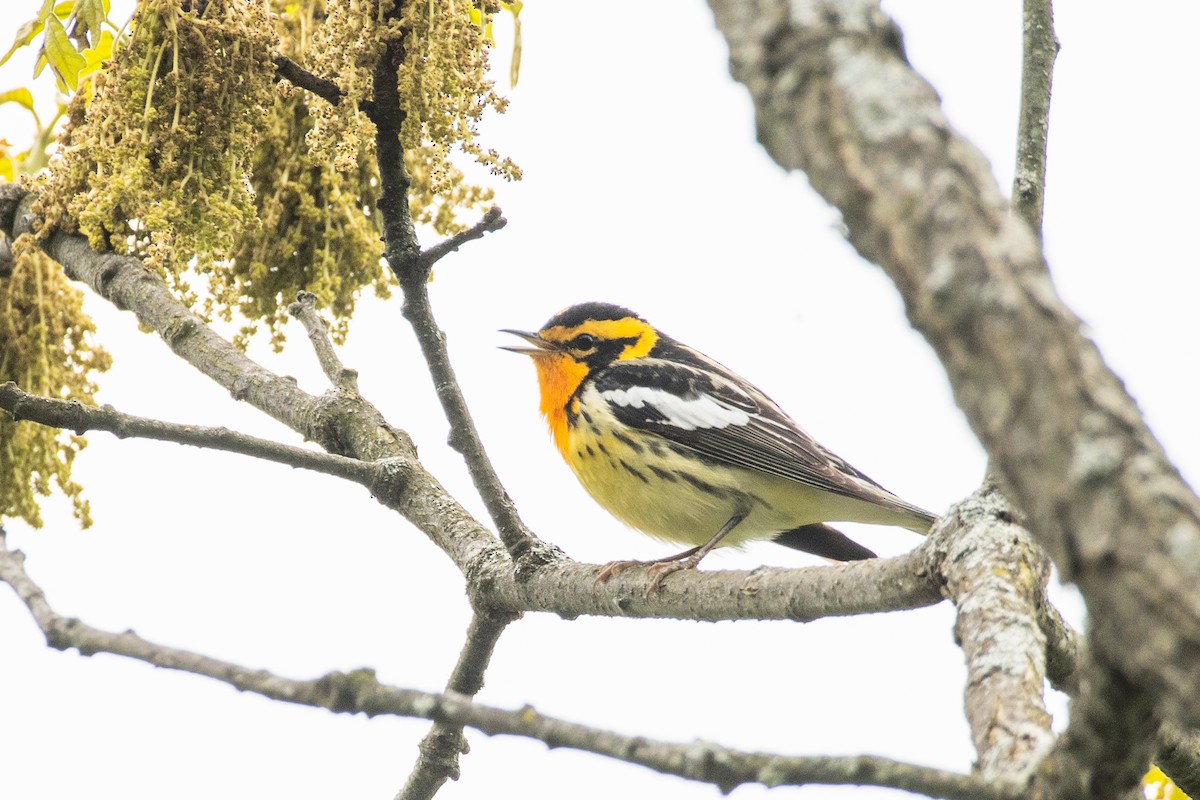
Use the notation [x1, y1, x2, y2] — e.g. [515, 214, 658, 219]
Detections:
[2, 2, 1198, 799]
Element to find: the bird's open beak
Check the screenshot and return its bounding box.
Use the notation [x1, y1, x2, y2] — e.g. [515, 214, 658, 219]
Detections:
[499, 329, 557, 355]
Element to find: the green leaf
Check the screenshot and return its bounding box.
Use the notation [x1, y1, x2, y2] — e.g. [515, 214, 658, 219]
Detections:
[78, 29, 113, 81]
[0, 0, 63, 68]
[40, 15, 87, 92]
[0, 19, 46, 67]
[0, 87, 36, 111]
[72, 0, 109, 49]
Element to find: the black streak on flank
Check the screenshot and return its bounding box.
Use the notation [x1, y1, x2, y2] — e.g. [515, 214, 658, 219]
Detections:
[680, 471, 722, 496]
[612, 430, 644, 453]
[620, 461, 651, 484]
[649, 465, 678, 482]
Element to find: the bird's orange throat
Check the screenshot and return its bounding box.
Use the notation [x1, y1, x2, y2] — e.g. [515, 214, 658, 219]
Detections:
[530, 353, 589, 458]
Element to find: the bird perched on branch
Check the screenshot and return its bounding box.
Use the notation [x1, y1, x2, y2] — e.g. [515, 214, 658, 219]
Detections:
[502, 302, 936, 592]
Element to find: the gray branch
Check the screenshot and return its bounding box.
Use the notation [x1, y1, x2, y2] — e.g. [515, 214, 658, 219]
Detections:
[705, 0, 1200, 756]
[0, 531, 1016, 800]
[397, 610, 516, 800]
[0, 185, 498, 577]
[1012, 0, 1059, 235]
[393, 208, 539, 560]
[1157, 726, 1200, 798]
[416, 206, 507, 274]
[0, 382, 376, 485]
[288, 291, 359, 391]
[927, 483, 1055, 785]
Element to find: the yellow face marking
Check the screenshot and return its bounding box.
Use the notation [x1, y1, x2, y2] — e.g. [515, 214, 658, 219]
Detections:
[539, 318, 658, 362]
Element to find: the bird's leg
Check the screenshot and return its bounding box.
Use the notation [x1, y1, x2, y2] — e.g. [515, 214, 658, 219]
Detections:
[594, 514, 746, 595]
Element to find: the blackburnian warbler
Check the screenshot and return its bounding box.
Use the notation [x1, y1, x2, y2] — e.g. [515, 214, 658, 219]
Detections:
[503, 302, 936, 589]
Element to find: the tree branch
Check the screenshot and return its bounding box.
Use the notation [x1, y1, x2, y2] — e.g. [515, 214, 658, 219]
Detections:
[1157, 726, 1200, 798]
[0, 186, 500, 578]
[1034, 660, 1158, 799]
[271, 53, 344, 105]
[288, 291, 359, 391]
[705, 0, 1200, 739]
[928, 483, 1054, 784]
[0, 254, 945, 627]
[397, 610, 516, 800]
[395, 221, 538, 562]
[1012, 0, 1058, 235]
[1037, 590, 1081, 696]
[0, 380, 945, 625]
[415, 206, 507, 276]
[0, 362, 946, 624]
[0, 382, 376, 485]
[0, 532, 1014, 800]
[364, 22, 537, 562]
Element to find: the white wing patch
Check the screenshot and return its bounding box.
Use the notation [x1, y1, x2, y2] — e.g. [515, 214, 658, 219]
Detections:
[601, 386, 751, 431]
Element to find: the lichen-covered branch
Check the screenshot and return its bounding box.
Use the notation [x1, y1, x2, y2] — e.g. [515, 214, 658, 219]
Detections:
[705, 0, 1200, 743]
[927, 483, 1054, 784]
[0, 532, 1014, 800]
[1034, 661, 1158, 799]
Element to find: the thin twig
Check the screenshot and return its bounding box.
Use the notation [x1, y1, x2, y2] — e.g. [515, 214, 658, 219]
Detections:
[1038, 592, 1082, 695]
[0, 536, 1014, 800]
[397, 610, 517, 800]
[288, 291, 359, 391]
[395, 246, 537, 560]
[271, 53, 344, 106]
[0, 381, 377, 484]
[1012, 0, 1059, 235]
[415, 206, 507, 277]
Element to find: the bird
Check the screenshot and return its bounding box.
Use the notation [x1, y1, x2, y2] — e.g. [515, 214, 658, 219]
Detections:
[502, 302, 937, 591]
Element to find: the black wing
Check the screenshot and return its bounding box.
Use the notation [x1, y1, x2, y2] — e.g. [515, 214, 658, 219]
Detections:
[593, 347, 931, 521]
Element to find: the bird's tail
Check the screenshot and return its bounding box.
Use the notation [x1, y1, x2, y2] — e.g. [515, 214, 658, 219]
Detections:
[773, 523, 877, 561]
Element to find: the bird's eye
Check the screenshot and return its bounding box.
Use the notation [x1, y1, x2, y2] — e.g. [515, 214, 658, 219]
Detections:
[570, 333, 598, 351]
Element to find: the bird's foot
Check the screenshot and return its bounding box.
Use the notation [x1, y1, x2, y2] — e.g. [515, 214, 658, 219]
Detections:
[594, 546, 704, 595]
